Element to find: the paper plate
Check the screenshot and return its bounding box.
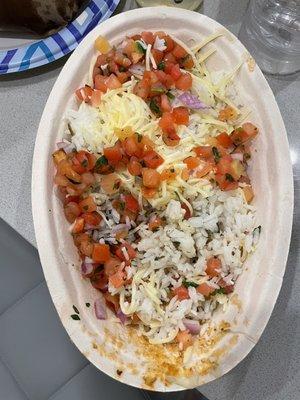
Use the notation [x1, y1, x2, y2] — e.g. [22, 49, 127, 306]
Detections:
[32, 7, 293, 391]
[0, 0, 119, 74]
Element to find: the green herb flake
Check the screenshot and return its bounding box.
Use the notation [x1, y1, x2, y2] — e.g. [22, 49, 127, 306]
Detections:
[135, 41, 146, 54]
[151, 87, 165, 94]
[149, 99, 162, 116]
[85, 302, 91, 308]
[213, 288, 226, 295]
[225, 173, 234, 182]
[83, 205, 88, 211]
[166, 91, 175, 100]
[95, 155, 108, 168]
[157, 61, 165, 70]
[71, 314, 80, 320]
[183, 279, 198, 288]
[244, 153, 251, 161]
[73, 305, 80, 314]
[212, 147, 221, 163]
[170, 167, 175, 173]
[119, 66, 127, 72]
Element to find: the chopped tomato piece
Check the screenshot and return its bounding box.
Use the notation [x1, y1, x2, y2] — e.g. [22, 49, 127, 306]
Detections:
[173, 285, 190, 300]
[195, 162, 213, 178]
[154, 32, 175, 52]
[170, 64, 181, 81]
[152, 49, 164, 64]
[193, 145, 212, 159]
[90, 89, 102, 107]
[175, 73, 192, 90]
[141, 31, 154, 45]
[115, 242, 136, 261]
[172, 44, 187, 59]
[106, 74, 122, 89]
[218, 106, 237, 122]
[52, 149, 66, 165]
[100, 173, 121, 194]
[206, 256, 222, 277]
[142, 187, 157, 198]
[142, 168, 161, 188]
[127, 157, 142, 176]
[92, 243, 111, 263]
[72, 151, 93, 174]
[109, 269, 126, 288]
[180, 54, 194, 69]
[163, 52, 177, 64]
[124, 194, 139, 213]
[72, 217, 85, 233]
[216, 132, 233, 148]
[79, 196, 97, 213]
[143, 150, 164, 169]
[91, 270, 108, 291]
[82, 212, 102, 227]
[197, 283, 215, 297]
[162, 132, 180, 147]
[64, 201, 81, 223]
[160, 168, 176, 181]
[231, 123, 259, 145]
[219, 279, 235, 294]
[122, 136, 142, 157]
[184, 156, 200, 170]
[215, 174, 239, 191]
[148, 216, 163, 231]
[181, 203, 192, 219]
[64, 195, 80, 205]
[176, 330, 193, 350]
[75, 86, 93, 102]
[104, 257, 121, 276]
[160, 94, 172, 112]
[104, 143, 123, 165]
[172, 107, 189, 126]
[216, 155, 233, 175]
[159, 112, 176, 136]
[94, 75, 107, 92]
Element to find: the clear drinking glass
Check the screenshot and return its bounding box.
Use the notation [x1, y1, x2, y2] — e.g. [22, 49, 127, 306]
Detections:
[135, 0, 203, 11]
[239, 0, 300, 75]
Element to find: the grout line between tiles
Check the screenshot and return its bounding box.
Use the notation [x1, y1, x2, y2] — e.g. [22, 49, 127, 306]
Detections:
[47, 362, 89, 400]
[0, 354, 30, 400]
[0, 279, 45, 318]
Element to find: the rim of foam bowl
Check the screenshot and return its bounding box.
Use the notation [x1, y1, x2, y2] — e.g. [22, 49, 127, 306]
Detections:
[31, 6, 294, 392]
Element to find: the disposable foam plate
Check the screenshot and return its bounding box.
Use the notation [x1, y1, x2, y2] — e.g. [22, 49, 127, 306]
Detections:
[32, 6, 294, 391]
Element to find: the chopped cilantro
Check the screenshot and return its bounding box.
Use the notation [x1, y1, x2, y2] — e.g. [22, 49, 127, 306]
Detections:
[95, 155, 108, 168]
[136, 133, 143, 142]
[244, 153, 251, 161]
[151, 87, 165, 94]
[166, 91, 175, 100]
[83, 205, 88, 211]
[71, 314, 80, 320]
[213, 288, 226, 295]
[73, 305, 79, 314]
[119, 66, 127, 72]
[225, 173, 234, 182]
[149, 99, 162, 116]
[212, 147, 221, 163]
[135, 41, 146, 54]
[85, 302, 90, 308]
[157, 61, 165, 70]
[183, 279, 198, 288]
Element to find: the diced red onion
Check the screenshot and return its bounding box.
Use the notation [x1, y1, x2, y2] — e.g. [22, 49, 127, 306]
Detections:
[183, 319, 200, 335]
[177, 92, 208, 110]
[117, 309, 129, 325]
[231, 153, 244, 161]
[56, 139, 75, 153]
[94, 298, 107, 320]
[81, 261, 94, 277]
[129, 63, 145, 77]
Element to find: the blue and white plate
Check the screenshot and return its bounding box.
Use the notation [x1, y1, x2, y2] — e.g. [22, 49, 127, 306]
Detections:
[0, 0, 119, 74]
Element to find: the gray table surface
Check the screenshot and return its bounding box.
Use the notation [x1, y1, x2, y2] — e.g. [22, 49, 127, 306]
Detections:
[0, 1, 299, 399]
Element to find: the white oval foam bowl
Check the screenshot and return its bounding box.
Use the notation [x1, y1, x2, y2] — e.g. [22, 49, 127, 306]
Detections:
[32, 7, 294, 391]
